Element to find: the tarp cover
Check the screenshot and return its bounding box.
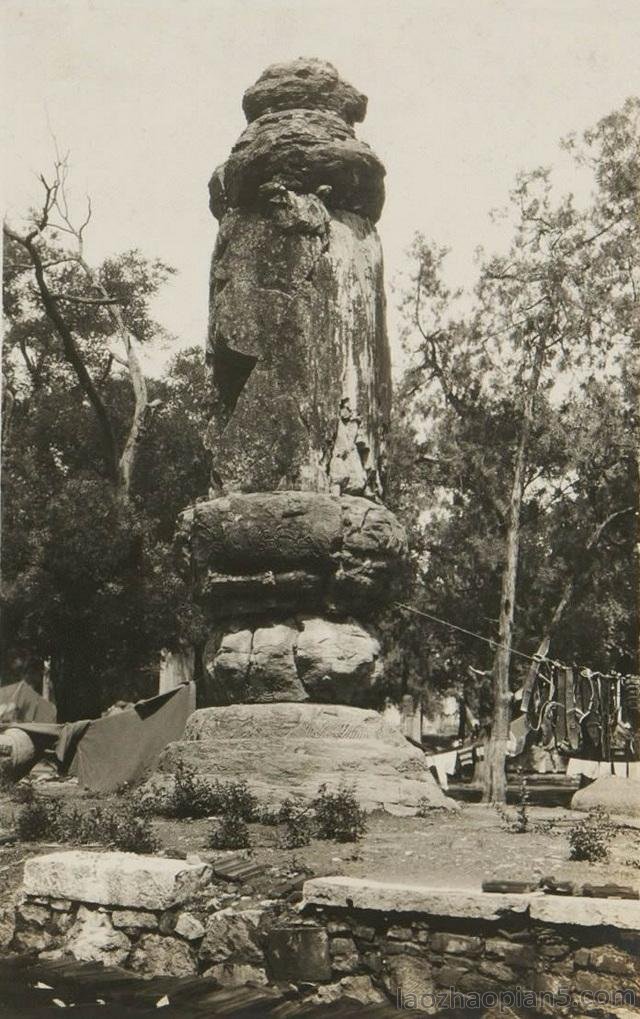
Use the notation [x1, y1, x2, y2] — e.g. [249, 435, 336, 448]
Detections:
[66, 683, 196, 792]
[0, 680, 57, 724]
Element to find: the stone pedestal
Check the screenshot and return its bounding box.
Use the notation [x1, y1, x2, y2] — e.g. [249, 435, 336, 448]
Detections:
[155, 703, 453, 814]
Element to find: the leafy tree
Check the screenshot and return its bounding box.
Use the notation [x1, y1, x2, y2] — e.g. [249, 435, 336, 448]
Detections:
[3, 154, 173, 495]
[2, 154, 210, 717]
[396, 98, 639, 801]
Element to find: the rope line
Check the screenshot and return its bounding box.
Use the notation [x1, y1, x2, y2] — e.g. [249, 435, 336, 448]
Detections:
[393, 601, 623, 680]
[394, 601, 542, 664]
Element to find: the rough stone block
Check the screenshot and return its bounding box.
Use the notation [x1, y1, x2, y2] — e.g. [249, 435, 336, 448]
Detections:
[17, 903, 50, 928]
[589, 946, 639, 978]
[383, 956, 436, 1013]
[242, 59, 368, 127]
[571, 775, 640, 818]
[484, 938, 535, 967]
[530, 895, 640, 931]
[129, 933, 196, 977]
[478, 959, 517, 983]
[430, 933, 483, 957]
[13, 928, 54, 954]
[330, 936, 357, 957]
[574, 969, 622, 996]
[178, 493, 405, 617]
[295, 618, 381, 703]
[64, 906, 131, 966]
[363, 950, 382, 974]
[23, 852, 211, 910]
[0, 906, 15, 949]
[434, 963, 468, 988]
[303, 877, 530, 919]
[111, 910, 158, 930]
[200, 909, 264, 965]
[204, 962, 268, 987]
[573, 947, 590, 967]
[174, 912, 205, 941]
[310, 974, 386, 1005]
[265, 926, 332, 982]
[533, 971, 572, 996]
[162, 703, 452, 815]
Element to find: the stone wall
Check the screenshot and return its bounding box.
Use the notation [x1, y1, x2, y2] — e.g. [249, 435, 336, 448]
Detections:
[6, 854, 639, 1015]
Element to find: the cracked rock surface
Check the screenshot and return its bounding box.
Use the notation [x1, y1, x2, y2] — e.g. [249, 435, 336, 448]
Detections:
[176, 492, 406, 620]
[202, 617, 382, 705]
[242, 58, 368, 126]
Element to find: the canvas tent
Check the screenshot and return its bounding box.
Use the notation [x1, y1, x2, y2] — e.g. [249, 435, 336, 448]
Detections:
[0, 683, 195, 791]
[63, 683, 196, 791]
[0, 680, 56, 724]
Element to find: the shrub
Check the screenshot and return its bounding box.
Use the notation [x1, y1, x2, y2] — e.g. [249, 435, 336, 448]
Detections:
[168, 764, 257, 821]
[568, 807, 615, 862]
[108, 808, 158, 854]
[15, 797, 157, 854]
[312, 784, 367, 843]
[415, 797, 448, 818]
[15, 798, 56, 842]
[170, 762, 211, 818]
[276, 800, 313, 848]
[213, 780, 258, 822]
[209, 816, 250, 850]
[10, 781, 36, 805]
[493, 771, 529, 834]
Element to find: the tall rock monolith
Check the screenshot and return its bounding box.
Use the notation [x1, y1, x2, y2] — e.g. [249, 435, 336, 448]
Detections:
[164, 60, 451, 812]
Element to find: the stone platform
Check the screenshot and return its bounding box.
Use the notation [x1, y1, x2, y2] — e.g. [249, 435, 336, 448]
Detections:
[154, 702, 454, 815]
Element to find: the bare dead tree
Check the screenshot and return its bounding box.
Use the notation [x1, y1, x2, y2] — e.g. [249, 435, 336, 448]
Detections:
[3, 153, 161, 496]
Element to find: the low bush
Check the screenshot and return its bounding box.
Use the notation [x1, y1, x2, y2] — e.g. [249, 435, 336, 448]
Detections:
[168, 764, 257, 821]
[568, 807, 615, 862]
[15, 796, 157, 854]
[276, 800, 313, 848]
[15, 798, 56, 842]
[415, 797, 449, 818]
[312, 784, 367, 843]
[208, 816, 250, 850]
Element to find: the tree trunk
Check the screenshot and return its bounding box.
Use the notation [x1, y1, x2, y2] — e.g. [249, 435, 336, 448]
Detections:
[4, 227, 121, 482]
[75, 257, 151, 498]
[483, 341, 545, 804]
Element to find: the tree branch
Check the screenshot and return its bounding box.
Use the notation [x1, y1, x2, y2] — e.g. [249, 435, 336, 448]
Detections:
[3, 221, 120, 483]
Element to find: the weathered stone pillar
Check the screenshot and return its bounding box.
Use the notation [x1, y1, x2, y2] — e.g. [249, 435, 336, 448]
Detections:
[177, 59, 406, 706]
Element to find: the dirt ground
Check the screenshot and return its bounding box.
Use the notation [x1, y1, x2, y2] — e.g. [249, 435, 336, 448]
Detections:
[1, 779, 639, 906]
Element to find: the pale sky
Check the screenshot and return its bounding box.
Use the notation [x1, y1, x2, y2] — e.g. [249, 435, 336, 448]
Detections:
[2, 0, 639, 377]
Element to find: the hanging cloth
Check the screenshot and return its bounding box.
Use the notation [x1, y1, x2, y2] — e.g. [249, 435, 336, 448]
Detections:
[565, 667, 580, 751]
[555, 665, 568, 744]
[581, 670, 602, 758]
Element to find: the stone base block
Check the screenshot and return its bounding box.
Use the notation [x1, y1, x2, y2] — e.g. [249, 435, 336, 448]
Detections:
[23, 851, 212, 910]
[156, 703, 454, 815]
[571, 775, 640, 818]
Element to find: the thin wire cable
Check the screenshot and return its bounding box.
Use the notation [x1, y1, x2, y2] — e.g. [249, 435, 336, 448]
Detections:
[394, 601, 541, 663]
[394, 600, 617, 679]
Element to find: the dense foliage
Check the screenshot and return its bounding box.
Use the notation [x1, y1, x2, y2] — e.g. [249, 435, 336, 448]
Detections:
[383, 98, 639, 734]
[2, 221, 209, 716]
